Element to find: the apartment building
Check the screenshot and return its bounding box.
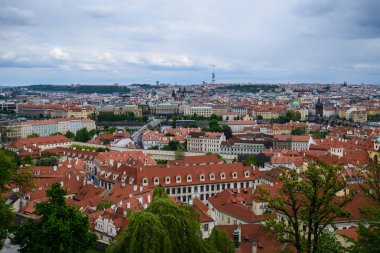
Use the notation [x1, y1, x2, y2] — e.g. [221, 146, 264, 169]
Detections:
[273, 135, 313, 151]
[97, 104, 142, 117]
[220, 138, 266, 156]
[5, 118, 96, 139]
[183, 106, 213, 117]
[150, 103, 179, 116]
[187, 132, 226, 153]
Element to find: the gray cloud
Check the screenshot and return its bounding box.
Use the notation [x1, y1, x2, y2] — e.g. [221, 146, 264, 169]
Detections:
[0, 6, 35, 26]
[0, 0, 379, 85]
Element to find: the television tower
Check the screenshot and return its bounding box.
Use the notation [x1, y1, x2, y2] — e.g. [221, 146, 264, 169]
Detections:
[211, 65, 215, 84]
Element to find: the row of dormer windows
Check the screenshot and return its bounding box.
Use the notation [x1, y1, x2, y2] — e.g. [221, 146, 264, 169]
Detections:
[142, 171, 250, 186]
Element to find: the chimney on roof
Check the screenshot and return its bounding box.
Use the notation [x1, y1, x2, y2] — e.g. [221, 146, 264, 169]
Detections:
[127, 202, 130, 209]
[140, 186, 143, 192]
[133, 185, 137, 192]
[53, 166, 57, 172]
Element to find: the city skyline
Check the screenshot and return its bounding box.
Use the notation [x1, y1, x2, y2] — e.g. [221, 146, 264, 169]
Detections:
[1, 0, 380, 85]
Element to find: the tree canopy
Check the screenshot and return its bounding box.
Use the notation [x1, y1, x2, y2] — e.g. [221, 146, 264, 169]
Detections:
[108, 186, 232, 253]
[0, 150, 33, 250]
[75, 128, 91, 142]
[260, 161, 351, 253]
[14, 182, 97, 253]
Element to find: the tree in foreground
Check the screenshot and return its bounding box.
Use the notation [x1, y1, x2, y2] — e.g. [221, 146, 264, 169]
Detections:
[349, 209, 380, 253]
[206, 228, 235, 253]
[260, 161, 351, 253]
[107, 186, 228, 253]
[0, 150, 32, 250]
[350, 163, 380, 252]
[14, 182, 97, 253]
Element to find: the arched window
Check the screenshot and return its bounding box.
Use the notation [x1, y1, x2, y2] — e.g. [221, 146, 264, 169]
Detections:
[187, 175, 192, 182]
[199, 174, 205, 181]
[142, 177, 148, 186]
[209, 173, 215, 180]
[220, 172, 226, 180]
[244, 171, 250, 178]
[165, 176, 171, 184]
[232, 172, 237, 179]
[176, 175, 181, 183]
[154, 177, 159, 185]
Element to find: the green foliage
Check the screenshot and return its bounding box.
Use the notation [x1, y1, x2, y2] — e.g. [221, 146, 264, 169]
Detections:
[156, 160, 168, 164]
[175, 146, 185, 160]
[49, 132, 62, 136]
[217, 84, 278, 93]
[148, 146, 160, 150]
[291, 127, 306, 135]
[242, 154, 257, 166]
[350, 163, 380, 252]
[96, 201, 113, 211]
[14, 183, 97, 253]
[105, 127, 117, 134]
[27, 133, 39, 138]
[257, 115, 264, 120]
[0, 199, 15, 249]
[368, 113, 380, 122]
[75, 128, 91, 142]
[0, 150, 16, 193]
[260, 161, 352, 253]
[208, 120, 222, 132]
[350, 209, 380, 253]
[96, 112, 147, 122]
[221, 125, 233, 139]
[64, 130, 76, 139]
[71, 144, 109, 152]
[272, 110, 301, 124]
[152, 185, 169, 200]
[22, 154, 33, 165]
[257, 153, 268, 165]
[206, 228, 235, 253]
[309, 130, 329, 139]
[0, 150, 33, 250]
[162, 141, 185, 151]
[36, 156, 59, 166]
[168, 114, 222, 121]
[360, 163, 380, 205]
[89, 129, 98, 139]
[108, 186, 218, 253]
[26, 84, 130, 94]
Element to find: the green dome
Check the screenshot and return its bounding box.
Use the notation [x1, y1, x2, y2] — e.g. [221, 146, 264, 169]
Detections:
[376, 137, 380, 143]
[292, 101, 300, 107]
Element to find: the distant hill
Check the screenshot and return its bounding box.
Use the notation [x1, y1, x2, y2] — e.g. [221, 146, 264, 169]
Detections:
[130, 84, 157, 89]
[25, 84, 130, 94]
[217, 84, 278, 93]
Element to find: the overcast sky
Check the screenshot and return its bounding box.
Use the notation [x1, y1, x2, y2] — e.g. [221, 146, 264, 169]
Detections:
[1, 0, 380, 85]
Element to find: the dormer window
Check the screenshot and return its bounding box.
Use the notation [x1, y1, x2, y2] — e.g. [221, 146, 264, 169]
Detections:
[244, 171, 250, 178]
[232, 172, 237, 179]
[176, 176, 181, 183]
[142, 177, 148, 186]
[154, 177, 159, 185]
[165, 176, 170, 184]
[209, 173, 215, 180]
[220, 172, 226, 180]
[200, 174, 205, 181]
[187, 175, 192, 182]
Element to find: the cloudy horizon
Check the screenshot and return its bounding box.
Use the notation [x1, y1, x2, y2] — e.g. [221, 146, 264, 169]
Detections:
[1, 0, 380, 85]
